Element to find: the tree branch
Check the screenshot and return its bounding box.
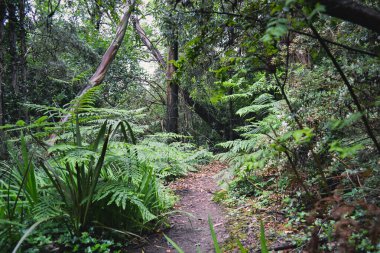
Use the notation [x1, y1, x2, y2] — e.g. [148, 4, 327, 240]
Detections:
[290, 29, 378, 57]
[309, 0, 380, 33]
[307, 19, 380, 153]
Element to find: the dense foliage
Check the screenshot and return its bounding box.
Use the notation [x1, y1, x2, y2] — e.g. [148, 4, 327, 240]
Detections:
[0, 0, 379, 252]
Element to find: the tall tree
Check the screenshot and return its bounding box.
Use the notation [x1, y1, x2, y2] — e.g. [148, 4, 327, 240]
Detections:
[18, 0, 27, 87]
[0, 0, 6, 158]
[48, 0, 137, 144]
[7, 2, 19, 95]
[165, 31, 179, 133]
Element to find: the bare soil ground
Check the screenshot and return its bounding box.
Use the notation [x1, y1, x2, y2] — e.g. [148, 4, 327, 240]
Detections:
[129, 162, 229, 253]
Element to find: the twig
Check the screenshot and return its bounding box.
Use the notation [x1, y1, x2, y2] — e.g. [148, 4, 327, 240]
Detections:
[306, 19, 380, 154]
[290, 29, 378, 57]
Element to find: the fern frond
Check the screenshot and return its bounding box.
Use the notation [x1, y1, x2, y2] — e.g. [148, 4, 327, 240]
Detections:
[32, 197, 64, 221]
[94, 181, 157, 223]
[236, 93, 275, 117]
[68, 86, 102, 113]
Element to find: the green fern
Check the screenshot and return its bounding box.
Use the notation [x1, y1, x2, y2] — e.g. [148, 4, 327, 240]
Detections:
[32, 197, 64, 221]
[94, 181, 157, 222]
[236, 93, 275, 117]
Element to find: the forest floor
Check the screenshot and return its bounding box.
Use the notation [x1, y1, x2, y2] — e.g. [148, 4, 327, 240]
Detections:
[129, 162, 230, 253]
[128, 161, 299, 253]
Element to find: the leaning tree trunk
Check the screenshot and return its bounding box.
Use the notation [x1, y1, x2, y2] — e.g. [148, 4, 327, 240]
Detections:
[49, 0, 136, 144]
[59, 0, 136, 123]
[81, 0, 135, 95]
[307, 0, 380, 33]
[165, 40, 179, 133]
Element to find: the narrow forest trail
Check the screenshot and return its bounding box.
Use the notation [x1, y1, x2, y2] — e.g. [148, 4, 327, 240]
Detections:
[131, 162, 229, 253]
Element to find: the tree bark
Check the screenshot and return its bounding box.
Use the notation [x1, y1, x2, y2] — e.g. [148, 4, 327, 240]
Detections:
[59, 0, 136, 124]
[7, 3, 19, 95]
[0, 1, 6, 158]
[18, 0, 28, 121]
[133, 17, 166, 69]
[18, 0, 27, 85]
[48, 0, 136, 144]
[309, 0, 380, 33]
[86, 0, 135, 89]
[166, 41, 179, 133]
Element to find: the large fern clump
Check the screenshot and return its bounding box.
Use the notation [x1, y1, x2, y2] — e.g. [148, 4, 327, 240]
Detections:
[0, 87, 177, 251]
[216, 94, 280, 169]
[134, 132, 213, 180]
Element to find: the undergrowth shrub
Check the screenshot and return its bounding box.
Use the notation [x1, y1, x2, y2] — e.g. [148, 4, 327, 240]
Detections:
[0, 87, 208, 251]
[135, 132, 213, 180]
[215, 61, 379, 250]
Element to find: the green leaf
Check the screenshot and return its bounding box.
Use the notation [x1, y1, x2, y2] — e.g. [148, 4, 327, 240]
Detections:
[91, 121, 108, 152]
[292, 127, 314, 144]
[16, 120, 26, 126]
[270, 143, 287, 152]
[236, 240, 248, 253]
[208, 215, 221, 253]
[285, 0, 297, 6]
[164, 234, 185, 253]
[260, 220, 269, 253]
[329, 141, 364, 158]
[34, 116, 49, 124]
[12, 219, 48, 253]
[329, 113, 361, 131]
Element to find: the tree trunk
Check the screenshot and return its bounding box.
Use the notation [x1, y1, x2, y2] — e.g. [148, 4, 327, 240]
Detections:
[19, 0, 28, 121]
[18, 0, 27, 85]
[60, 0, 136, 123]
[165, 41, 179, 133]
[0, 1, 6, 158]
[7, 3, 19, 95]
[308, 0, 380, 33]
[86, 0, 135, 89]
[48, 0, 136, 144]
[132, 17, 166, 69]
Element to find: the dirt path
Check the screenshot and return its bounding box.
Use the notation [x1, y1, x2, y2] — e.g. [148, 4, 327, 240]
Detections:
[130, 162, 229, 253]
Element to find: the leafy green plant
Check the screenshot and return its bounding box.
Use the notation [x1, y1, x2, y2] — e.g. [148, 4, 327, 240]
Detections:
[135, 133, 213, 180]
[1, 85, 180, 251]
[259, 220, 269, 253]
[41, 120, 111, 230]
[93, 163, 173, 232]
[208, 215, 222, 253]
[0, 135, 41, 251]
